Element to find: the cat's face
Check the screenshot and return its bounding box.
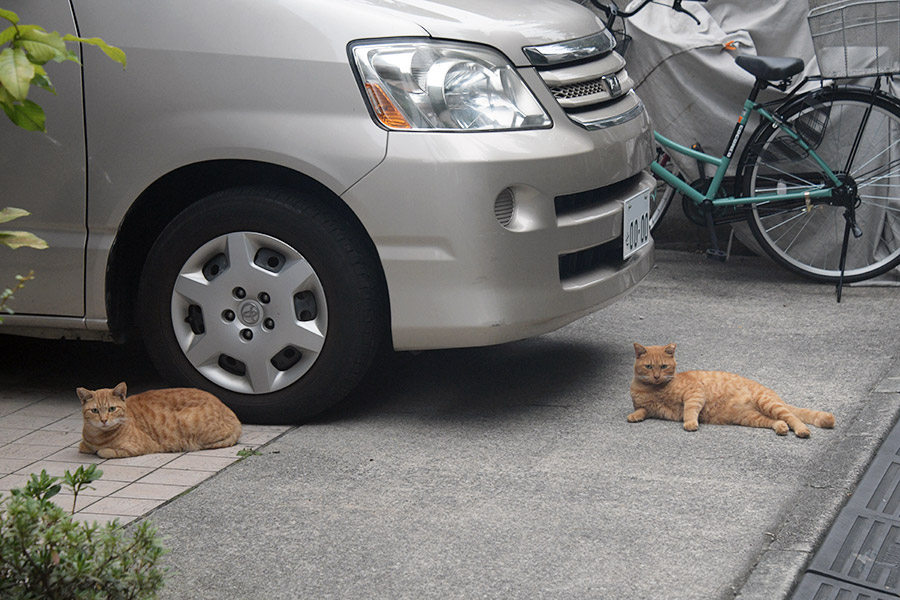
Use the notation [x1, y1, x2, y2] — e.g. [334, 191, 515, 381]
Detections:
[633, 343, 677, 385]
[77, 382, 128, 430]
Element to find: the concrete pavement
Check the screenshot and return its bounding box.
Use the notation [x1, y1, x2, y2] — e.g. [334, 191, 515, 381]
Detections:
[3, 249, 899, 599]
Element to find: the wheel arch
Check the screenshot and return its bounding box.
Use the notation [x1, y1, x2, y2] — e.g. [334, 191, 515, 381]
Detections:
[106, 159, 389, 342]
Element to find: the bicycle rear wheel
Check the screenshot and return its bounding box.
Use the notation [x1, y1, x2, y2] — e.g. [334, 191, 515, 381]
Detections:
[741, 87, 900, 283]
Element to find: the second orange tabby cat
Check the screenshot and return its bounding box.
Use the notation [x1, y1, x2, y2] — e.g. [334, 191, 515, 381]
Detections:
[78, 382, 242, 458]
[629, 343, 835, 437]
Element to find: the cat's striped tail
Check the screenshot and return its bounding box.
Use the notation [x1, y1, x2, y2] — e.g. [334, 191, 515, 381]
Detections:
[788, 405, 836, 428]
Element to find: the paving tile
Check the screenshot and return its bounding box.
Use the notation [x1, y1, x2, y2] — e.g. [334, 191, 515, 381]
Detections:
[16, 399, 81, 418]
[94, 464, 155, 483]
[0, 400, 32, 417]
[0, 428, 27, 444]
[108, 452, 184, 468]
[163, 454, 240, 471]
[45, 446, 105, 464]
[0, 443, 60, 461]
[137, 468, 216, 488]
[0, 413, 60, 430]
[111, 482, 190, 501]
[0, 457, 34, 475]
[52, 492, 102, 514]
[14, 429, 82, 447]
[14, 460, 97, 478]
[39, 416, 84, 433]
[72, 512, 136, 526]
[0, 473, 31, 491]
[192, 444, 254, 458]
[69, 478, 129, 497]
[0, 391, 50, 407]
[86, 497, 166, 517]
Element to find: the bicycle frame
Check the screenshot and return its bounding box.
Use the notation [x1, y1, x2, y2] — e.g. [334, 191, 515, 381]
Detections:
[650, 97, 840, 209]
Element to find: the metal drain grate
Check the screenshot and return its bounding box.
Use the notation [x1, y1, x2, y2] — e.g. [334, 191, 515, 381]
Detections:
[794, 422, 900, 598]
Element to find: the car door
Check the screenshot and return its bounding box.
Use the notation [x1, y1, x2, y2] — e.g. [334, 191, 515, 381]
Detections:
[0, 0, 86, 317]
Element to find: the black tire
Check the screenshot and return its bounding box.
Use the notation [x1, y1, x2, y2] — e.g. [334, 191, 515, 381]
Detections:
[740, 86, 900, 283]
[137, 186, 387, 424]
[650, 151, 678, 234]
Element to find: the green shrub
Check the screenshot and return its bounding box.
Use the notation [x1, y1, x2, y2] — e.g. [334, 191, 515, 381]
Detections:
[0, 465, 166, 600]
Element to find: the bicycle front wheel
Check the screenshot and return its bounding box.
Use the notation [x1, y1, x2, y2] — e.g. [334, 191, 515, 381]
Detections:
[650, 150, 678, 234]
[741, 87, 900, 283]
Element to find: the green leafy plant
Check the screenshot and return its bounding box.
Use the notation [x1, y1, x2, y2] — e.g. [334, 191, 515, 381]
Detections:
[0, 7, 126, 131]
[0, 7, 124, 318]
[0, 466, 167, 600]
[0, 207, 46, 323]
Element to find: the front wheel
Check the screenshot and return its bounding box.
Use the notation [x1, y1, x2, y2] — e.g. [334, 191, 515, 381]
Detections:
[740, 87, 900, 283]
[137, 187, 387, 424]
[650, 150, 678, 234]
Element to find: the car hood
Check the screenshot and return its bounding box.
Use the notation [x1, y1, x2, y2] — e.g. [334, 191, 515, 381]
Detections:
[347, 0, 607, 65]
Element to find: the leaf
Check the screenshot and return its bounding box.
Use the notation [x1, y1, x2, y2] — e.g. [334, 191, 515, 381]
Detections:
[0, 207, 30, 223]
[0, 230, 49, 249]
[0, 25, 16, 46]
[63, 34, 126, 68]
[19, 29, 68, 65]
[0, 98, 45, 131]
[0, 46, 35, 100]
[31, 73, 55, 94]
[0, 8, 19, 25]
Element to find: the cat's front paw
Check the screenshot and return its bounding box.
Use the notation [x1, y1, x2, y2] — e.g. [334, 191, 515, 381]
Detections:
[683, 421, 699, 432]
[773, 421, 789, 435]
[97, 448, 122, 459]
[626, 408, 647, 423]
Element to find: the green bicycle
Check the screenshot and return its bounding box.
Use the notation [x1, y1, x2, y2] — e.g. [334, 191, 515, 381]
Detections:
[595, 0, 900, 300]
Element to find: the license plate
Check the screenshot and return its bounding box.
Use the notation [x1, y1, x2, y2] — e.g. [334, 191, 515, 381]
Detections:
[623, 188, 651, 259]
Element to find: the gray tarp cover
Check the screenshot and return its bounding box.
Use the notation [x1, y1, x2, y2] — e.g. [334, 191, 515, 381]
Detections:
[586, 0, 900, 283]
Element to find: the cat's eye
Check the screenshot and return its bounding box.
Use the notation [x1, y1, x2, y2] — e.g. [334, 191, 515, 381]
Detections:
[108, 406, 117, 412]
[90, 408, 99, 414]
[661, 364, 668, 369]
[645, 365, 652, 369]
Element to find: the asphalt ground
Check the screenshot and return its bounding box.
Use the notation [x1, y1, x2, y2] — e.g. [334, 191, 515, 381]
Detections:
[4, 248, 899, 599]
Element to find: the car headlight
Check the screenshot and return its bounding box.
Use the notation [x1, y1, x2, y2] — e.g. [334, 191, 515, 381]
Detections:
[350, 39, 551, 131]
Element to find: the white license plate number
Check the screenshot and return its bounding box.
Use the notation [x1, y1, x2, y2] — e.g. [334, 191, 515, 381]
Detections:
[623, 188, 651, 259]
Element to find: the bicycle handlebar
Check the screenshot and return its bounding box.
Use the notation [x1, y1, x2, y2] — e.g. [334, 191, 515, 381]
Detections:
[589, 0, 707, 28]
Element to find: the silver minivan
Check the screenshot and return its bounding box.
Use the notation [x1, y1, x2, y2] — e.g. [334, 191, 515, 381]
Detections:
[1, 0, 654, 423]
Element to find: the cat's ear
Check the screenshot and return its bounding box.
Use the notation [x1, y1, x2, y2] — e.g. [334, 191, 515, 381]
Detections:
[633, 343, 648, 358]
[664, 343, 677, 356]
[113, 382, 127, 400]
[76, 387, 93, 405]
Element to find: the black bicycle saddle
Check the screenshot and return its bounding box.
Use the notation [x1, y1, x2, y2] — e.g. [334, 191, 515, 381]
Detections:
[735, 55, 805, 81]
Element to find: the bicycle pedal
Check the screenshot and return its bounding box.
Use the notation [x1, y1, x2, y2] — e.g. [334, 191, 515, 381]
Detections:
[706, 248, 727, 262]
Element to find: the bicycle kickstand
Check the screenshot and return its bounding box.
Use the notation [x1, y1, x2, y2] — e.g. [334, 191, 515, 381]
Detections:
[703, 200, 727, 262]
[836, 208, 863, 303]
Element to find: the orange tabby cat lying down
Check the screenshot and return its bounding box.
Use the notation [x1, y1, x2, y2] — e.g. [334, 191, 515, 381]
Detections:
[78, 382, 242, 458]
[628, 343, 835, 437]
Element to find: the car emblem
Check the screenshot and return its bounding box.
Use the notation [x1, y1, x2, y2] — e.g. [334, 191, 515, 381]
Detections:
[240, 301, 261, 326]
[601, 75, 622, 97]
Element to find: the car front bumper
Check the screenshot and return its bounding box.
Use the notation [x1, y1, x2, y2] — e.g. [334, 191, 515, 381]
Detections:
[343, 112, 655, 350]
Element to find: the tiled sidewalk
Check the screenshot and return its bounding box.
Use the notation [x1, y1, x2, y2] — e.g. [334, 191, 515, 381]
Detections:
[0, 394, 292, 525]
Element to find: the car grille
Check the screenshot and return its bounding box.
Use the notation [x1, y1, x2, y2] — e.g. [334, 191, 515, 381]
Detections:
[523, 30, 644, 130]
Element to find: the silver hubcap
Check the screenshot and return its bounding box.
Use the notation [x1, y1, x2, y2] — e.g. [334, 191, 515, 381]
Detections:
[170, 232, 327, 394]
